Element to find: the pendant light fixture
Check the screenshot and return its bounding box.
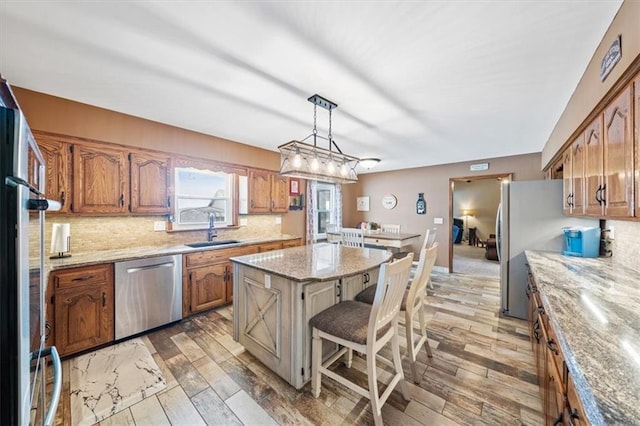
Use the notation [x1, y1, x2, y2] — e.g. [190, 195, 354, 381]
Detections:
[279, 94, 360, 184]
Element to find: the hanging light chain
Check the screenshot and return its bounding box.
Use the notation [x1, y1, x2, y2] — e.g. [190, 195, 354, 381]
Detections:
[328, 108, 333, 152]
[312, 103, 318, 147]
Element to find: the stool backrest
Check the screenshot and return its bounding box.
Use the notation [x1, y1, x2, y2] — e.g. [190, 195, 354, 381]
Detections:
[341, 228, 365, 247]
[368, 253, 414, 342]
[405, 243, 438, 312]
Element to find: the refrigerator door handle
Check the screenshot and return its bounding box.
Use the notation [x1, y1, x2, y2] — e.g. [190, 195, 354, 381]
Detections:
[495, 203, 501, 262]
[31, 346, 62, 426]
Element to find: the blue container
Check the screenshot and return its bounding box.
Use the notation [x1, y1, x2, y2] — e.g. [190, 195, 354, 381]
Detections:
[563, 226, 600, 258]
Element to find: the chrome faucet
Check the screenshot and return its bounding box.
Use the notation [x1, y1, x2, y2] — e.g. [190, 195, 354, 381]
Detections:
[208, 212, 218, 241]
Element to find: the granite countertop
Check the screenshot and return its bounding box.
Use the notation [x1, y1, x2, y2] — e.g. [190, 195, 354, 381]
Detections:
[44, 234, 302, 272]
[230, 242, 392, 282]
[525, 250, 640, 425]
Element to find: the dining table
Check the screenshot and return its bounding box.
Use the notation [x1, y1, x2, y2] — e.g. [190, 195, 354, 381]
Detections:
[326, 229, 420, 251]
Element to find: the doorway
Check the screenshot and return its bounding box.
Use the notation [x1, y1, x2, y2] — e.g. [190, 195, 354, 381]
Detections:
[448, 173, 511, 275]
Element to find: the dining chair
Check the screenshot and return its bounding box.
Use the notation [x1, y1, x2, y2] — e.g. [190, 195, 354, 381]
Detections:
[310, 254, 413, 426]
[381, 224, 401, 234]
[355, 243, 438, 383]
[341, 227, 365, 247]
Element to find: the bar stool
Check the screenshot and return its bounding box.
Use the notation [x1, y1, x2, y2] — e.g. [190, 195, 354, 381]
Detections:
[355, 244, 438, 382]
[309, 254, 414, 426]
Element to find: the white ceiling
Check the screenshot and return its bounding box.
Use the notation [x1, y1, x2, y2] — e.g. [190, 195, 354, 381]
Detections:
[0, 1, 622, 173]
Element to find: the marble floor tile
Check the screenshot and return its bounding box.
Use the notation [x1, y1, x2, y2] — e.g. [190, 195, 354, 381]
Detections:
[69, 338, 166, 426]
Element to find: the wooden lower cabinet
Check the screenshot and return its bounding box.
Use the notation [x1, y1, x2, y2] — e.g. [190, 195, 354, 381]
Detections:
[527, 267, 591, 425]
[183, 244, 259, 316]
[47, 264, 114, 357]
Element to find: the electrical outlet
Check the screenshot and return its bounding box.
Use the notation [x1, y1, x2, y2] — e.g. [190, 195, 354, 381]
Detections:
[239, 218, 248, 226]
[275, 217, 282, 224]
[264, 274, 271, 289]
[153, 221, 165, 231]
[609, 226, 615, 239]
[434, 217, 444, 224]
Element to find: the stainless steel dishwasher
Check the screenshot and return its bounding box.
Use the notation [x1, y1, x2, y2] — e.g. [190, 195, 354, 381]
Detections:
[115, 254, 182, 340]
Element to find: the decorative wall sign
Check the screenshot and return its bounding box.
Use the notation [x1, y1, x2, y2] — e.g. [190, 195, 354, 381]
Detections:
[601, 35, 621, 81]
[289, 178, 300, 195]
[381, 194, 397, 210]
[357, 196, 370, 212]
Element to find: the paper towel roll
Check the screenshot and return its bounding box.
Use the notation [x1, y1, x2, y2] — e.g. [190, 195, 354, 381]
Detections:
[50, 223, 71, 254]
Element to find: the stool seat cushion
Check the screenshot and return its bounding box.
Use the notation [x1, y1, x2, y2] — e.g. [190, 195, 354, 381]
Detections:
[355, 285, 409, 311]
[309, 300, 389, 344]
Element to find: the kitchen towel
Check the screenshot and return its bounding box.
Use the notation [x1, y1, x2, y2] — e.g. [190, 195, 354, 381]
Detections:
[50, 223, 70, 254]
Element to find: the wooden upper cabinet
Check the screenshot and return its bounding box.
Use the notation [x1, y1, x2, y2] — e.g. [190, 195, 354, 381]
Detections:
[584, 115, 604, 216]
[271, 174, 289, 213]
[130, 152, 172, 214]
[72, 144, 129, 214]
[33, 133, 72, 213]
[603, 85, 634, 217]
[248, 170, 271, 213]
[571, 138, 586, 215]
[248, 170, 288, 213]
[635, 73, 640, 218]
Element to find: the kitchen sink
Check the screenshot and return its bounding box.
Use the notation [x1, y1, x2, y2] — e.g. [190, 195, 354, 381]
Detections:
[185, 240, 241, 248]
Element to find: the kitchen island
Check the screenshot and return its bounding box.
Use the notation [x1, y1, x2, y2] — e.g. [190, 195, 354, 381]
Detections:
[230, 243, 392, 389]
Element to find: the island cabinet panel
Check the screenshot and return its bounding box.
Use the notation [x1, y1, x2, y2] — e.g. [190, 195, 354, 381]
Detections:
[602, 85, 634, 218]
[48, 264, 114, 357]
[72, 144, 129, 214]
[340, 267, 379, 301]
[130, 152, 172, 214]
[32, 134, 72, 213]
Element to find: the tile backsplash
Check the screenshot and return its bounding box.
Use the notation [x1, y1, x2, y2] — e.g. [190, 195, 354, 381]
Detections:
[607, 220, 640, 271]
[34, 215, 284, 255]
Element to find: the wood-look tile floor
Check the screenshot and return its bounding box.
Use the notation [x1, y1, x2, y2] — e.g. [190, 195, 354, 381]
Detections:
[54, 271, 543, 425]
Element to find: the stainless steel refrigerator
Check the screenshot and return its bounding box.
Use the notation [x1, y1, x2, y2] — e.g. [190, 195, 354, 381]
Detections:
[1, 77, 61, 425]
[496, 179, 598, 319]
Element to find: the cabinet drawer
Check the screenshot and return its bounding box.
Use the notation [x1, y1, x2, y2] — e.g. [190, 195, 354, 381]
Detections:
[259, 241, 284, 252]
[52, 264, 112, 289]
[538, 311, 565, 393]
[185, 245, 258, 268]
[282, 238, 302, 248]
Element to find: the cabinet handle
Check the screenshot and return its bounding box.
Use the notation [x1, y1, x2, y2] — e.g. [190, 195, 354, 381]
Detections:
[71, 275, 94, 282]
[553, 412, 563, 426]
[251, 200, 254, 208]
[569, 193, 574, 207]
[600, 183, 606, 206]
[533, 319, 540, 342]
[120, 194, 125, 207]
[547, 338, 559, 355]
[336, 283, 341, 298]
[102, 292, 106, 307]
[595, 185, 603, 205]
[272, 200, 275, 209]
[44, 321, 51, 339]
[569, 408, 580, 424]
[167, 196, 171, 207]
[60, 191, 65, 207]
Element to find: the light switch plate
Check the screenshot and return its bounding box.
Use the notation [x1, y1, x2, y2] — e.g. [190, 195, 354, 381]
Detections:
[434, 217, 444, 224]
[153, 221, 165, 231]
[275, 217, 282, 224]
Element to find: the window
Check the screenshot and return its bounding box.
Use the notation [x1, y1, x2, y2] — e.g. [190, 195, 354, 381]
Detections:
[314, 182, 338, 240]
[174, 167, 234, 229]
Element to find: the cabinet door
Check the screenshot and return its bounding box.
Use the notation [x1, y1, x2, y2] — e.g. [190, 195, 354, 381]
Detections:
[340, 274, 364, 301]
[302, 280, 339, 383]
[33, 135, 72, 213]
[584, 116, 604, 216]
[635, 73, 640, 218]
[73, 144, 129, 213]
[571, 135, 587, 216]
[561, 147, 573, 215]
[189, 263, 227, 313]
[603, 85, 634, 217]
[259, 241, 284, 252]
[270, 174, 289, 213]
[55, 281, 114, 356]
[130, 152, 172, 215]
[249, 170, 271, 213]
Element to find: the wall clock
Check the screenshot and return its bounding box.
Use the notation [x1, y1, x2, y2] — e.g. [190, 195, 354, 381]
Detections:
[381, 194, 397, 210]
